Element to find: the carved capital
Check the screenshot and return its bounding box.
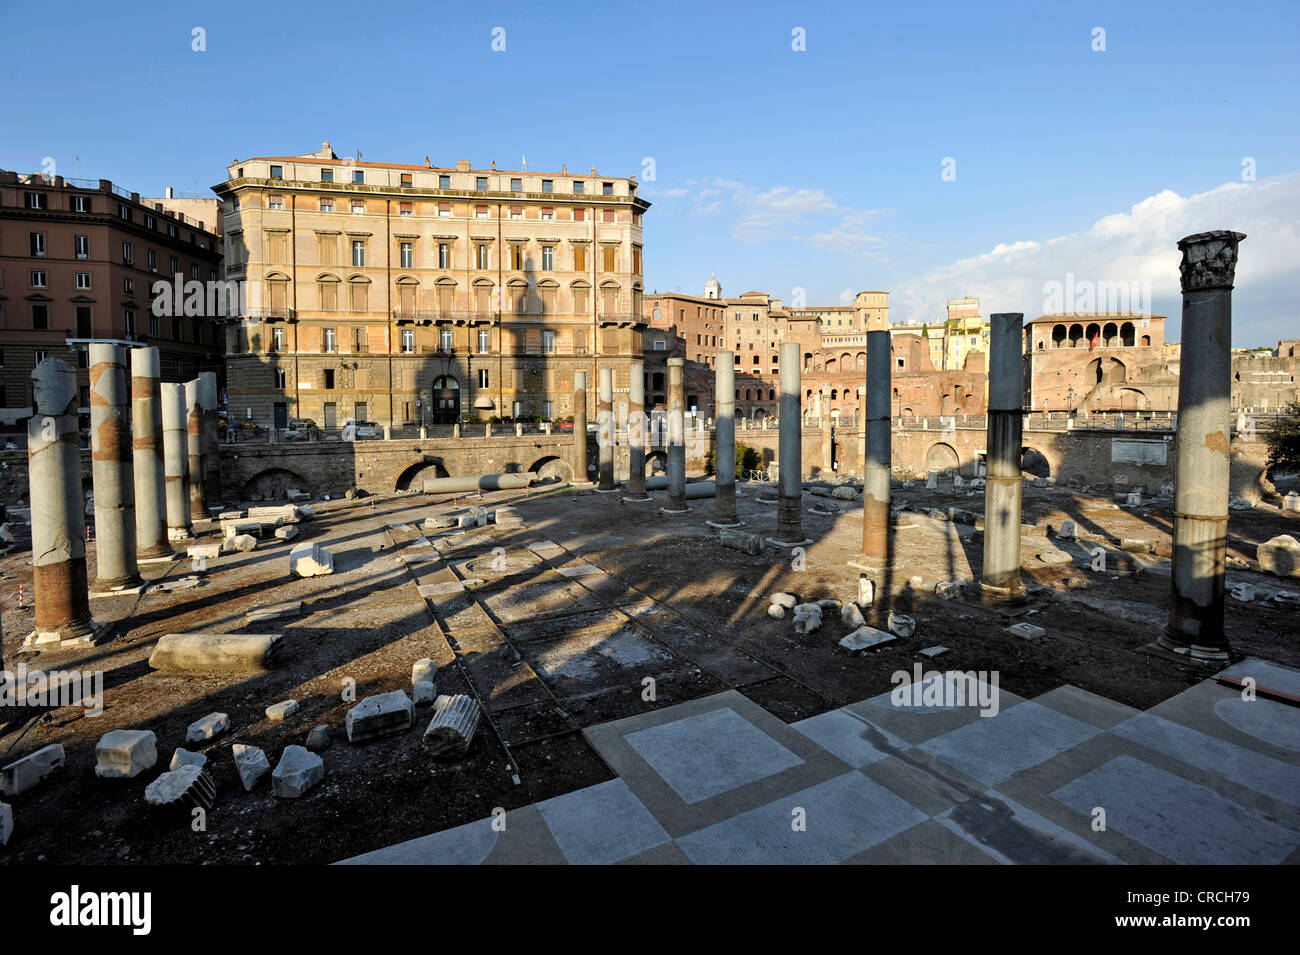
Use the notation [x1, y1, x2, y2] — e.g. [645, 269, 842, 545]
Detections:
[1178, 231, 1246, 292]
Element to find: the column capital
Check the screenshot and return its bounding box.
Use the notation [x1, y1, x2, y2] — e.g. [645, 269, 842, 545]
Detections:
[1178, 231, 1246, 292]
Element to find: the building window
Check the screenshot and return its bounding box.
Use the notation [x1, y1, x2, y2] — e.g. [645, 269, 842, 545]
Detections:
[32, 304, 49, 330]
[399, 201, 413, 216]
[476, 176, 488, 191]
[542, 179, 553, 193]
[268, 194, 284, 210]
[478, 328, 490, 353]
[400, 172, 413, 186]
[439, 174, 451, 188]
[352, 240, 365, 267]
[653, 339, 665, 351]
[438, 242, 451, 269]
[72, 195, 90, 213]
[510, 245, 524, 270]
[573, 181, 584, 194]
[400, 242, 413, 269]
[352, 170, 364, 184]
[272, 327, 284, 351]
[478, 368, 489, 387]
[124, 310, 135, 335]
[474, 244, 489, 269]
[26, 192, 46, 209]
[541, 245, 554, 270]
[323, 369, 335, 389]
[321, 168, 333, 182]
[632, 246, 642, 273]
[275, 368, 287, 387]
[475, 205, 489, 218]
[401, 329, 414, 353]
[602, 209, 615, 223]
[542, 330, 555, 354]
[73, 234, 89, 259]
[573, 245, 587, 271]
[148, 250, 158, 272]
[269, 165, 283, 178]
[351, 199, 364, 214]
[324, 328, 337, 353]
[439, 327, 453, 352]
[150, 315, 159, 337]
[30, 270, 47, 288]
[602, 182, 613, 195]
[541, 207, 554, 220]
[509, 205, 523, 219]
[191, 263, 200, 280]
[320, 197, 334, 212]
[602, 247, 617, 272]
[573, 208, 586, 222]
[170, 256, 179, 275]
[30, 233, 45, 257]
[75, 272, 91, 290]
[438, 202, 451, 217]
[510, 178, 522, 192]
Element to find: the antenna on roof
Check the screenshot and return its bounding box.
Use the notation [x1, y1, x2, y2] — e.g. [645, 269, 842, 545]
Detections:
[522, 155, 527, 169]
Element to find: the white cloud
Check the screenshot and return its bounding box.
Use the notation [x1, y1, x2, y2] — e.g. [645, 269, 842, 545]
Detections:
[892, 174, 1300, 344]
[661, 186, 688, 198]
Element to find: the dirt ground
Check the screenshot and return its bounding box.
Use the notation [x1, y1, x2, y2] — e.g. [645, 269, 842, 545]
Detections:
[1, 475, 1297, 865]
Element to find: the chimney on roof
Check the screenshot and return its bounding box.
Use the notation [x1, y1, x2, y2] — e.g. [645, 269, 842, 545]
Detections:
[456, 160, 470, 171]
[491, 161, 496, 170]
[425, 156, 430, 167]
[165, 186, 174, 199]
[562, 164, 567, 174]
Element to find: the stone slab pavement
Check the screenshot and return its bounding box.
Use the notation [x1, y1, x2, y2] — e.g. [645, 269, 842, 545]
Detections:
[338, 657, 1300, 865]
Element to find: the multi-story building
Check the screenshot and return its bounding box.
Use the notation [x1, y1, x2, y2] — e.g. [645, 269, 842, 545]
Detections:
[0, 169, 224, 427]
[1023, 312, 1169, 412]
[214, 142, 649, 431]
[924, 296, 989, 371]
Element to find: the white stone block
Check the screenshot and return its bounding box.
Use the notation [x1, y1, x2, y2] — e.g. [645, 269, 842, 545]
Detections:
[289, 541, 334, 577]
[412, 658, 437, 685]
[1, 743, 65, 797]
[233, 743, 271, 792]
[186, 712, 230, 742]
[345, 690, 414, 743]
[271, 745, 324, 798]
[169, 748, 207, 771]
[95, 730, 157, 779]
[266, 699, 299, 722]
[1259, 535, 1300, 578]
[413, 680, 437, 704]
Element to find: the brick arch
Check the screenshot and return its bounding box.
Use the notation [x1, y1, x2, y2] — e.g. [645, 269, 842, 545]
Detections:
[528, 455, 572, 483]
[241, 467, 311, 501]
[394, 458, 451, 491]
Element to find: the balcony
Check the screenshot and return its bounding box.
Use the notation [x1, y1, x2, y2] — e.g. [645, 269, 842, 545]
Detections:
[245, 308, 297, 322]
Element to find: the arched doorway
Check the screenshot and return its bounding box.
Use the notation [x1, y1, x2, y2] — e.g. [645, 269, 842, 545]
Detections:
[1021, 447, 1051, 478]
[925, 442, 960, 474]
[432, 375, 460, 424]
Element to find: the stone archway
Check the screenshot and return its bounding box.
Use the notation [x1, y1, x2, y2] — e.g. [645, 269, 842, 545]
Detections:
[925, 442, 960, 474]
[528, 455, 573, 484]
[242, 468, 311, 501]
[1021, 447, 1051, 478]
[395, 458, 450, 491]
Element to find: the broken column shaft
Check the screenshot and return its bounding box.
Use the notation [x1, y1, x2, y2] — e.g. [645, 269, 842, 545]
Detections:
[597, 366, 615, 490]
[777, 342, 804, 542]
[981, 312, 1025, 600]
[199, 371, 221, 503]
[161, 383, 193, 540]
[573, 371, 589, 484]
[89, 343, 141, 590]
[714, 352, 738, 524]
[861, 330, 892, 568]
[185, 379, 206, 520]
[131, 346, 171, 560]
[627, 359, 647, 499]
[1161, 230, 1246, 662]
[28, 358, 97, 643]
[666, 357, 687, 510]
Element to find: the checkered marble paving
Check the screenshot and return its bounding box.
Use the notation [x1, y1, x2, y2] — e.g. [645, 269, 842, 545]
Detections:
[338, 664, 1300, 865]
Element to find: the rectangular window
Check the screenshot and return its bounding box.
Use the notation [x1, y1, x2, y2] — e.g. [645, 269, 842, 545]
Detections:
[324, 328, 337, 353]
[509, 205, 523, 219]
[400, 242, 413, 269]
[170, 256, 179, 275]
[510, 178, 522, 192]
[352, 169, 364, 184]
[399, 201, 413, 216]
[123, 277, 134, 294]
[478, 328, 490, 353]
[320, 197, 334, 212]
[124, 309, 135, 335]
[275, 368, 287, 387]
[438, 202, 451, 217]
[75, 272, 91, 289]
[269, 165, 283, 178]
[272, 326, 285, 351]
[150, 315, 159, 337]
[352, 240, 365, 267]
[573, 207, 585, 222]
[633, 246, 642, 273]
[438, 242, 450, 269]
[541, 246, 554, 270]
[148, 250, 158, 272]
[602, 209, 615, 223]
[476, 176, 488, 191]
[32, 304, 49, 330]
[541, 207, 554, 220]
[541, 179, 553, 193]
[474, 244, 488, 269]
[573, 245, 587, 272]
[268, 194, 284, 210]
[542, 330, 555, 354]
[30, 233, 45, 257]
[439, 174, 451, 188]
[602, 246, 617, 272]
[72, 195, 90, 213]
[351, 199, 364, 214]
[401, 329, 414, 353]
[573, 181, 584, 194]
[26, 192, 46, 209]
[321, 168, 333, 182]
[30, 270, 47, 288]
[76, 306, 92, 338]
[510, 245, 524, 270]
[478, 368, 489, 387]
[323, 369, 335, 389]
[475, 204, 489, 218]
[440, 327, 453, 352]
[400, 172, 413, 186]
[74, 234, 89, 258]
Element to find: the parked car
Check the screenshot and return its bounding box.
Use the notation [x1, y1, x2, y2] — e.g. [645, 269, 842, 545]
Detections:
[354, 420, 381, 439]
[282, 418, 319, 441]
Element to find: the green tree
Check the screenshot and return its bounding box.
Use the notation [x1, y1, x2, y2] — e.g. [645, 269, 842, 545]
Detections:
[706, 440, 762, 477]
[1265, 400, 1300, 474]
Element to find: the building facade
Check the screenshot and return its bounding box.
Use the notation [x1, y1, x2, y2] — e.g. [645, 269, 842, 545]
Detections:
[214, 143, 649, 431]
[0, 169, 223, 427]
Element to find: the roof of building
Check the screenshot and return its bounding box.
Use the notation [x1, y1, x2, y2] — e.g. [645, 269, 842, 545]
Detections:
[1029, 312, 1165, 324]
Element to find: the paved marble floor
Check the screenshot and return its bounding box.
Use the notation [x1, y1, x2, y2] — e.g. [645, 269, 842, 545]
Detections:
[339, 657, 1300, 865]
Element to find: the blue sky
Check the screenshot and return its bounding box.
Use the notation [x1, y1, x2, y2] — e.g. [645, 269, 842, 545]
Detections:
[3, 0, 1297, 342]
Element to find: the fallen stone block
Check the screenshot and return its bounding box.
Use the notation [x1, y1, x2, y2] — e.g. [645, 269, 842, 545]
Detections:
[289, 541, 334, 577]
[792, 603, 823, 635]
[305, 725, 331, 752]
[888, 612, 916, 638]
[1229, 496, 1253, 510]
[146, 576, 200, 594]
[187, 542, 220, 560]
[1258, 535, 1300, 578]
[841, 602, 866, 628]
[770, 592, 798, 609]
[934, 581, 962, 600]
[422, 516, 458, 531]
[831, 486, 858, 500]
[230, 534, 258, 553]
[1120, 538, 1153, 554]
[423, 694, 481, 758]
[1284, 492, 1300, 513]
[232, 744, 271, 792]
[266, 699, 299, 722]
[412, 658, 437, 685]
[245, 601, 303, 624]
[413, 680, 437, 705]
[186, 712, 230, 743]
[766, 603, 786, 620]
[0, 802, 11, 847]
[271, 745, 324, 798]
[1055, 520, 1079, 540]
[840, 626, 896, 652]
[719, 528, 763, 555]
[274, 525, 299, 541]
[169, 748, 207, 771]
[223, 520, 262, 539]
[1009, 622, 1047, 639]
[919, 646, 948, 658]
[95, 730, 157, 779]
[248, 504, 301, 525]
[145, 764, 216, 812]
[1037, 549, 1073, 566]
[298, 504, 316, 517]
[1, 743, 65, 797]
[149, 633, 282, 673]
[345, 690, 414, 743]
[857, 576, 875, 606]
[948, 507, 978, 525]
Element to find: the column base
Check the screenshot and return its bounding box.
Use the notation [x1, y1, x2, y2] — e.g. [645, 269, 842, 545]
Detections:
[89, 580, 147, 599]
[706, 520, 743, 529]
[622, 496, 654, 503]
[138, 550, 181, 565]
[1152, 631, 1231, 665]
[595, 486, 621, 494]
[847, 557, 894, 575]
[767, 537, 813, 548]
[24, 621, 112, 650]
[660, 507, 691, 515]
[979, 580, 1028, 604]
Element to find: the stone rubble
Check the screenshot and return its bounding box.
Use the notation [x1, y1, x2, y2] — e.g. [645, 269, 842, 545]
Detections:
[94, 730, 157, 779]
[232, 744, 271, 792]
[265, 700, 300, 722]
[271, 745, 325, 798]
[345, 690, 415, 743]
[186, 712, 230, 743]
[1, 743, 65, 797]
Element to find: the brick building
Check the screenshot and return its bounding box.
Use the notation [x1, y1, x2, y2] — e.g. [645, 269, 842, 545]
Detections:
[0, 169, 224, 427]
[214, 143, 649, 432]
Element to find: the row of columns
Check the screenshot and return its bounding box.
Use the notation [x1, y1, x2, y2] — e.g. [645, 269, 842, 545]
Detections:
[565, 231, 1243, 662]
[28, 347, 219, 645]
